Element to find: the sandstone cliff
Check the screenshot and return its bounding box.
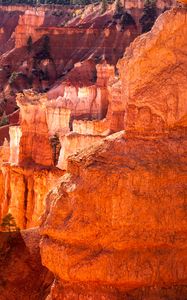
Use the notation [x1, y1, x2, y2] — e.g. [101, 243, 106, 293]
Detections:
[0, 3, 186, 299]
[39, 8, 187, 300]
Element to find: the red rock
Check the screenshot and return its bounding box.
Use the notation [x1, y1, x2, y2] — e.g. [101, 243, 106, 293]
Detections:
[17, 91, 54, 166]
[117, 8, 187, 135]
[0, 164, 63, 229]
[0, 3, 185, 299]
[40, 131, 187, 299]
[0, 228, 53, 300]
[57, 132, 104, 170]
[39, 8, 187, 299]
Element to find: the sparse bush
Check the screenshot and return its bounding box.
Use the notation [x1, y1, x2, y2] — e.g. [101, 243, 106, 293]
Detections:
[100, 0, 108, 14]
[35, 35, 51, 61]
[0, 112, 9, 127]
[114, 0, 123, 15]
[1, 213, 18, 232]
[8, 71, 18, 85]
[27, 36, 33, 53]
[140, 0, 157, 33]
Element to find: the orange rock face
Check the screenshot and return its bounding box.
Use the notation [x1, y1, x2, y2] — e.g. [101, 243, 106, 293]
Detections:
[17, 91, 54, 166]
[40, 8, 187, 300]
[41, 131, 187, 299]
[15, 9, 45, 48]
[0, 3, 186, 299]
[118, 8, 187, 135]
[0, 164, 63, 229]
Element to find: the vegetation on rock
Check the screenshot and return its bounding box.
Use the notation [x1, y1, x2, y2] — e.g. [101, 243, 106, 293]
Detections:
[0, 213, 18, 232]
[140, 0, 157, 33]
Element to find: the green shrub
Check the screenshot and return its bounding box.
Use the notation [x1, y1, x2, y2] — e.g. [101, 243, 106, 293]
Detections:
[0, 112, 9, 127]
[8, 71, 18, 85]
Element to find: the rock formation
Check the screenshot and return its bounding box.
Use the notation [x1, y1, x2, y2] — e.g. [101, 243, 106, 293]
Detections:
[0, 229, 53, 300]
[0, 2, 186, 300]
[39, 8, 187, 300]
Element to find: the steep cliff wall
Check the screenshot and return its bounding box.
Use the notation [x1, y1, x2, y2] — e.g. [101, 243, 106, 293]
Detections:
[118, 8, 187, 135]
[40, 8, 187, 300]
[0, 3, 139, 144]
[0, 164, 63, 229]
[0, 0, 176, 144]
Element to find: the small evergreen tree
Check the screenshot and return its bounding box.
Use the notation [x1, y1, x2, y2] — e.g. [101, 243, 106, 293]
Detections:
[0, 112, 9, 127]
[140, 0, 157, 33]
[100, 0, 108, 14]
[1, 213, 17, 232]
[27, 36, 33, 53]
[114, 0, 123, 15]
[43, 35, 50, 56]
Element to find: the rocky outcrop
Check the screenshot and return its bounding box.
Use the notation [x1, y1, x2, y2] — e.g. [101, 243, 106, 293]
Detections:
[17, 91, 54, 166]
[0, 3, 186, 298]
[15, 9, 45, 48]
[0, 229, 53, 300]
[40, 8, 187, 300]
[40, 131, 187, 299]
[118, 8, 187, 135]
[0, 3, 140, 144]
[0, 164, 63, 229]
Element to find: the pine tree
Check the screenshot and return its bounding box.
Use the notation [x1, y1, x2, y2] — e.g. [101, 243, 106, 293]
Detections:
[27, 36, 33, 53]
[140, 0, 157, 33]
[0, 112, 9, 127]
[114, 0, 123, 15]
[1, 213, 17, 232]
[100, 0, 108, 14]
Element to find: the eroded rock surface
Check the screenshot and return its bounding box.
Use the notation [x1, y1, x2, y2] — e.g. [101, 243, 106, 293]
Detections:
[0, 228, 53, 300]
[118, 8, 187, 134]
[0, 3, 186, 299]
[39, 8, 187, 300]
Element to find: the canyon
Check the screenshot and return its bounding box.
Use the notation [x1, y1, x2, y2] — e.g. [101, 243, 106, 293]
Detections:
[0, 0, 186, 299]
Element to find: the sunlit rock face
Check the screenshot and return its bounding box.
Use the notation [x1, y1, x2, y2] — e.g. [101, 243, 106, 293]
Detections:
[73, 119, 109, 136]
[40, 8, 187, 300]
[46, 102, 71, 136]
[15, 9, 45, 48]
[9, 126, 22, 165]
[48, 60, 111, 120]
[41, 132, 187, 299]
[0, 164, 63, 229]
[0, 138, 10, 164]
[17, 91, 53, 166]
[57, 133, 103, 170]
[118, 8, 187, 135]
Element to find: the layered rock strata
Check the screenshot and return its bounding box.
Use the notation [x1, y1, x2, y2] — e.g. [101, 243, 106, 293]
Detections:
[40, 8, 187, 300]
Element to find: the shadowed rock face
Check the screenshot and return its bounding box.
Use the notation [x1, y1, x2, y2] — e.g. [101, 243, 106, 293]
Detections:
[0, 229, 54, 300]
[39, 8, 187, 300]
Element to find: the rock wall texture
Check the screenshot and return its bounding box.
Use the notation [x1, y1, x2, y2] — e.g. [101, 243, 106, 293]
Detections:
[39, 8, 187, 300]
[0, 164, 63, 229]
[0, 3, 186, 299]
[0, 229, 53, 300]
[118, 8, 187, 135]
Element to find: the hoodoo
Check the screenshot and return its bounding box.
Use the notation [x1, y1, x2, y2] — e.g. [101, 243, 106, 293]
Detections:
[40, 7, 187, 300]
[0, 1, 186, 299]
